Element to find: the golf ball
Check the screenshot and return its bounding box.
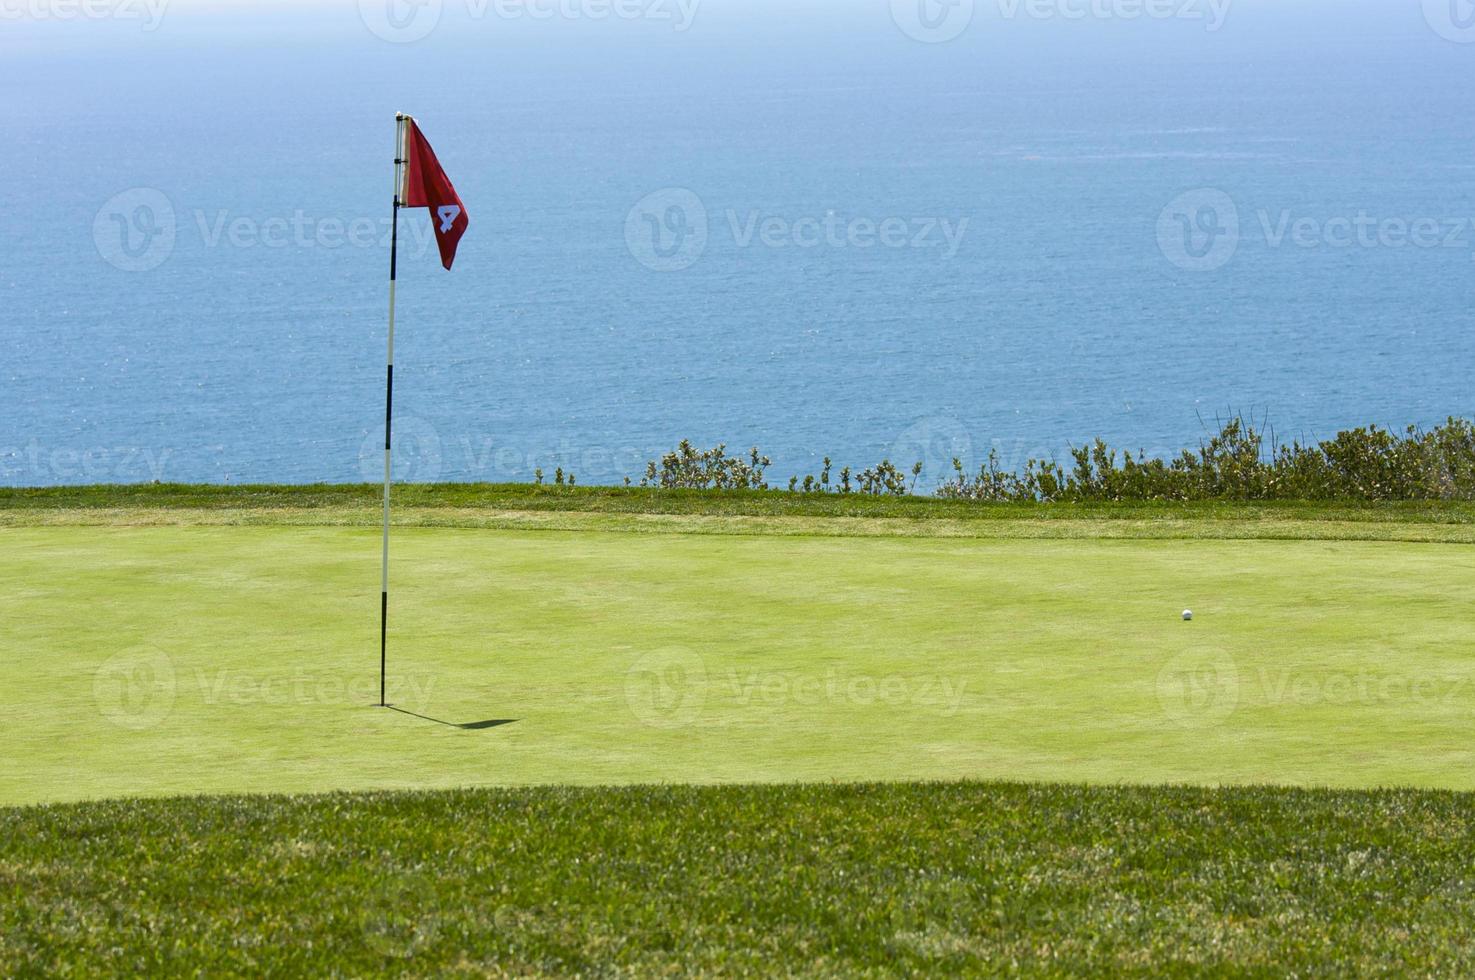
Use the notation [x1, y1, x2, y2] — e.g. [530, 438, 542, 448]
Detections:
[1182, 610, 1193, 621]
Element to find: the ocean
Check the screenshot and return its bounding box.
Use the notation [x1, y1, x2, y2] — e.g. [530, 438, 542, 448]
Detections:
[5, 0, 1474, 488]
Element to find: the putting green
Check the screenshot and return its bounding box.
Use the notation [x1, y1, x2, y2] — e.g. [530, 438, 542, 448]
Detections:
[4, 522, 1473, 805]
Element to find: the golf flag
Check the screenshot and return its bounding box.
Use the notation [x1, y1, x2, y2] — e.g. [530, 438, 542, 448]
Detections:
[401, 118, 469, 271]
[380, 112, 472, 708]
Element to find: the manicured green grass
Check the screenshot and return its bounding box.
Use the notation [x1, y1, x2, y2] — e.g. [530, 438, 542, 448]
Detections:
[5, 488, 1474, 973]
[4, 782, 1474, 976]
[7, 480, 1475, 524]
[5, 512, 1474, 805]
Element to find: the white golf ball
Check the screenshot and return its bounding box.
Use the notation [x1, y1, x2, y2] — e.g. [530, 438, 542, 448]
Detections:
[1182, 610, 1193, 621]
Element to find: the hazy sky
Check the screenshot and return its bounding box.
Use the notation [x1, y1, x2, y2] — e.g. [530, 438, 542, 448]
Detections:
[2, 0, 1459, 50]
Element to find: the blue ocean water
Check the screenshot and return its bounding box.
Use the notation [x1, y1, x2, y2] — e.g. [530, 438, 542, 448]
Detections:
[4, 0, 1473, 488]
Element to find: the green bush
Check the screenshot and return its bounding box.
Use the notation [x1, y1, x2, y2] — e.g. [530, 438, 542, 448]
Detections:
[938, 416, 1475, 502]
[638, 441, 772, 490]
[641, 417, 1475, 502]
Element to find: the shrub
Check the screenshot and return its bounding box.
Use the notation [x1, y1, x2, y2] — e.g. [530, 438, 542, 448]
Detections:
[635, 418, 1475, 502]
[639, 442, 771, 490]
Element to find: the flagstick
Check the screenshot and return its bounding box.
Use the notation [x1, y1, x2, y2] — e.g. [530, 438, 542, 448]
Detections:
[380, 112, 407, 709]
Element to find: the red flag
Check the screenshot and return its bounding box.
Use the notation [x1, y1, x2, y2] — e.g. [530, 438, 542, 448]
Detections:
[401, 118, 469, 271]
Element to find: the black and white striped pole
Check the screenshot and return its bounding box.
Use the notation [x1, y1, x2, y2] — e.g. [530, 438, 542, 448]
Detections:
[380, 112, 407, 709]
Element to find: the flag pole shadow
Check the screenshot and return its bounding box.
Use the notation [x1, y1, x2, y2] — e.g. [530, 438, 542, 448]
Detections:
[384, 706, 517, 731]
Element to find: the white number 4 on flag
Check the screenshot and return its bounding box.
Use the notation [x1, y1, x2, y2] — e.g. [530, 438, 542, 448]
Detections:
[437, 205, 461, 233]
